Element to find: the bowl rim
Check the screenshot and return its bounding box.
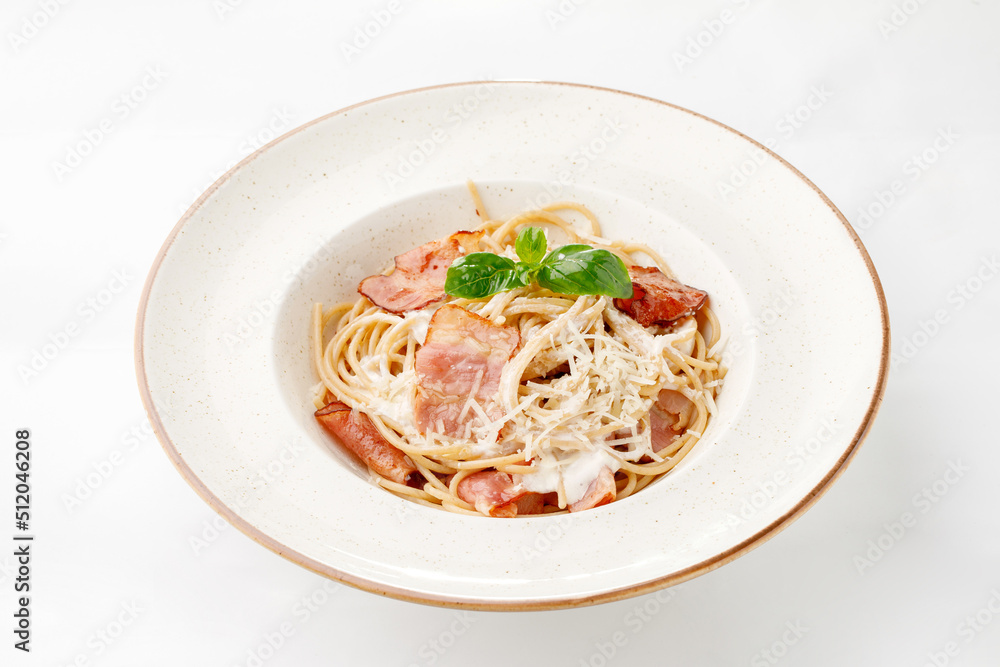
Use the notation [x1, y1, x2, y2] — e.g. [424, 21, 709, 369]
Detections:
[134, 80, 890, 611]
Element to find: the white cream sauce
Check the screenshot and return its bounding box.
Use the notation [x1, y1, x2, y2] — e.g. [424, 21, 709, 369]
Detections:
[517, 449, 620, 505]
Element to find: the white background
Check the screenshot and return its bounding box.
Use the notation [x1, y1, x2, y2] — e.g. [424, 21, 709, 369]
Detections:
[2, 1, 998, 665]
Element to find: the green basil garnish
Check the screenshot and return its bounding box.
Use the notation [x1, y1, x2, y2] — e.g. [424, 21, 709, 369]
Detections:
[443, 253, 527, 299]
[535, 244, 634, 299]
[514, 226, 547, 266]
[445, 228, 633, 300]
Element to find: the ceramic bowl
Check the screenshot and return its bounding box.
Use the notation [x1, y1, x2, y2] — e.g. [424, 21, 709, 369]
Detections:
[135, 81, 888, 609]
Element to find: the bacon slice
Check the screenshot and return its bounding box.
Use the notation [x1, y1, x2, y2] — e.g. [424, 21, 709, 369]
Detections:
[514, 492, 546, 516]
[657, 388, 693, 414]
[358, 230, 484, 313]
[314, 401, 416, 484]
[613, 266, 708, 327]
[414, 305, 520, 438]
[649, 408, 681, 453]
[456, 471, 530, 517]
[649, 388, 694, 453]
[568, 466, 617, 512]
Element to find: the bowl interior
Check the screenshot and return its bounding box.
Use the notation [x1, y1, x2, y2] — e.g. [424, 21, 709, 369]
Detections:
[271, 180, 755, 486]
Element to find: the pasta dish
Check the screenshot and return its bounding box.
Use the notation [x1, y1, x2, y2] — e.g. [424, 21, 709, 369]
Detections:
[310, 183, 725, 516]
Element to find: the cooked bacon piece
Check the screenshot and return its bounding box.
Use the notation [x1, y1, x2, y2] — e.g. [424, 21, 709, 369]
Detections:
[514, 492, 546, 516]
[414, 305, 520, 438]
[358, 230, 484, 313]
[649, 388, 694, 453]
[613, 265, 708, 327]
[456, 471, 529, 517]
[314, 401, 416, 484]
[649, 408, 681, 453]
[656, 387, 693, 414]
[569, 466, 617, 512]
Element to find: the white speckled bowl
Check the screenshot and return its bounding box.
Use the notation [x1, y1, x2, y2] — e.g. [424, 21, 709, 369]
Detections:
[136, 82, 888, 609]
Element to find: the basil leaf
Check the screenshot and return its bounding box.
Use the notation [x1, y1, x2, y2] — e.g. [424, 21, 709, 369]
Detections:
[515, 262, 537, 287]
[514, 227, 547, 266]
[536, 245, 634, 298]
[444, 240, 633, 301]
[444, 253, 526, 299]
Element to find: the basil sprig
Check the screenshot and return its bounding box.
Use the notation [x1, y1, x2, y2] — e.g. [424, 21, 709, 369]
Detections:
[444, 227, 634, 300]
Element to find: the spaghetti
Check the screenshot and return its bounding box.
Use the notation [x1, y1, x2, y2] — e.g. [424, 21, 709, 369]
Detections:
[310, 183, 725, 516]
